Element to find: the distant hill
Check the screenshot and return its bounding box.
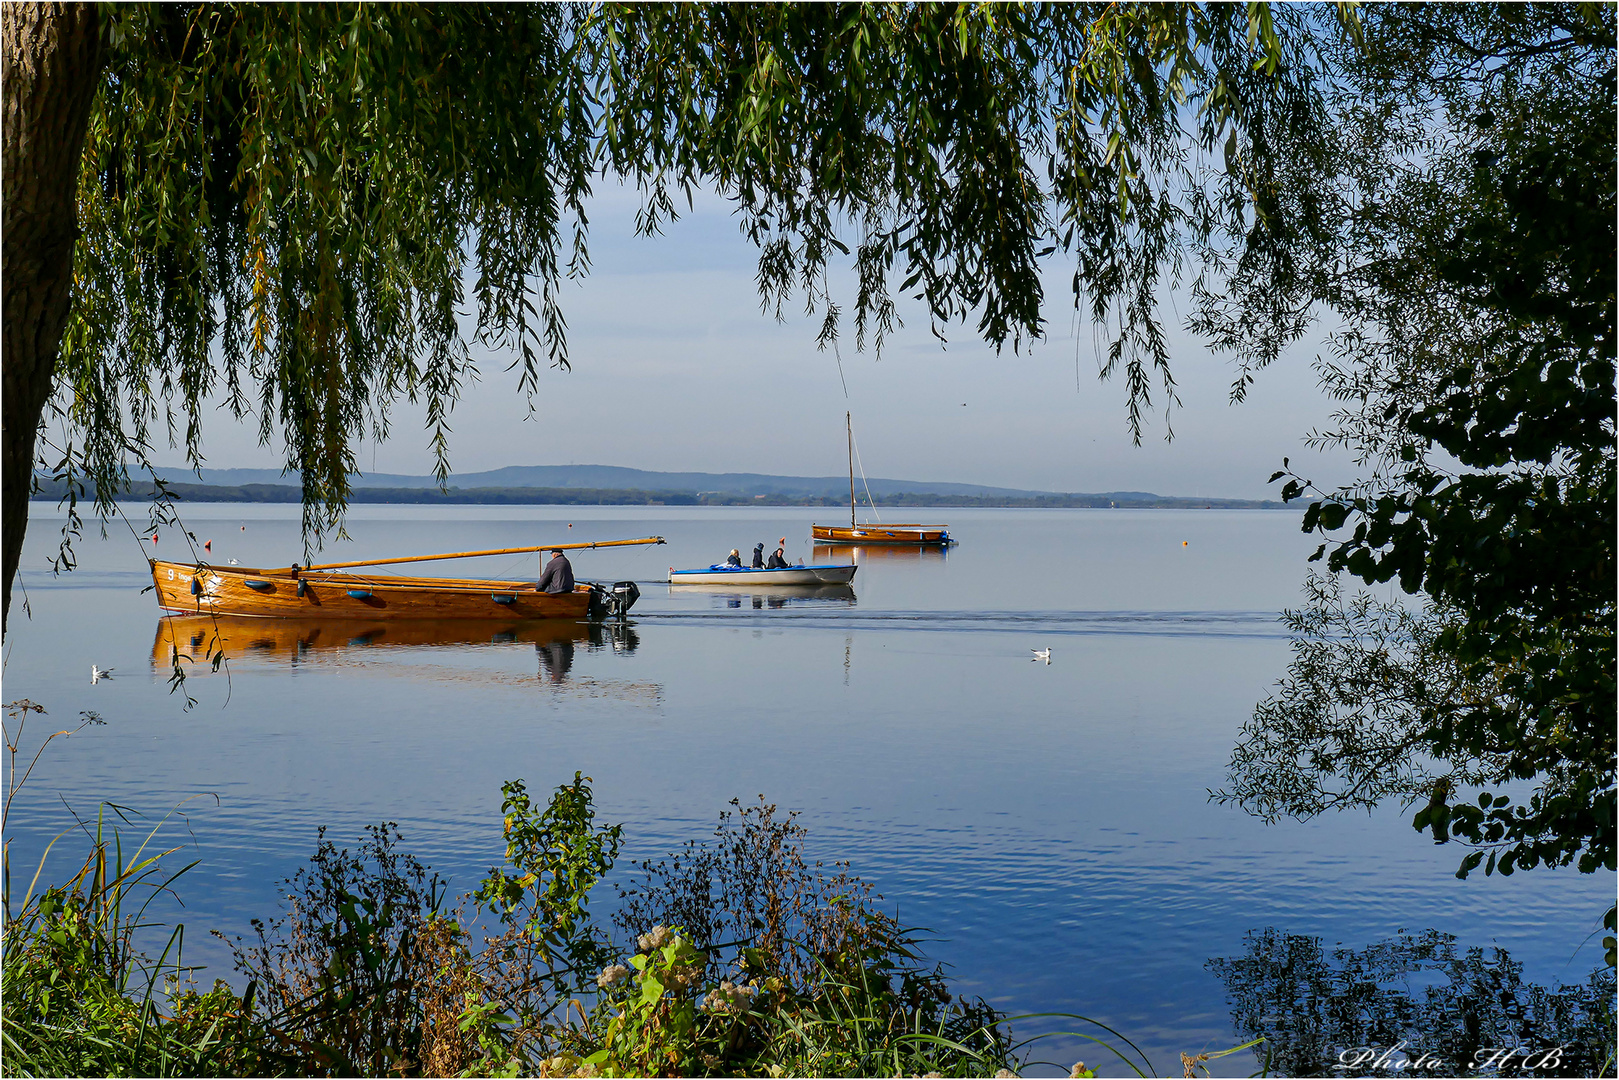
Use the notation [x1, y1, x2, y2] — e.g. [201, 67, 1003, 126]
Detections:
[32, 464, 1279, 509]
[164, 464, 1054, 499]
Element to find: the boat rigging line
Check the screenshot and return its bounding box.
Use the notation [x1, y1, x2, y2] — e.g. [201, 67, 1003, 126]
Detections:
[847, 415, 882, 524]
[296, 536, 666, 573]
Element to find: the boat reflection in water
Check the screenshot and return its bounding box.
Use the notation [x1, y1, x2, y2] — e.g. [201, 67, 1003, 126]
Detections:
[152, 614, 647, 697]
[813, 544, 947, 564]
[664, 583, 856, 610]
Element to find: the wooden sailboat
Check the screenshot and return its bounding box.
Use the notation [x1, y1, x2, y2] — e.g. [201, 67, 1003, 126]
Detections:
[150, 536, 664, 620]
[811, 413, 951, 546]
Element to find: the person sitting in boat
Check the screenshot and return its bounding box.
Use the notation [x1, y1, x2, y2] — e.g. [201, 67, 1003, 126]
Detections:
[752, 543, 766, 568]
[538, 548, 575, 594]
[724, 548, 743, 567]
[766, 547, 790, 569]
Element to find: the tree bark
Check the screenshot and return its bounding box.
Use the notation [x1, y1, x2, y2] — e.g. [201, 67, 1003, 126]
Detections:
[2, 3, 102, 635]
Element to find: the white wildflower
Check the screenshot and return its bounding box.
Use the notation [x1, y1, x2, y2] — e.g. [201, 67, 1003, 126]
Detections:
[637, 925, 673, 952]
[995, 1070, 1019, 1078]
[595, 963, 632, 989]
[1069, 1063, 1089, 1078]
[702, 979, 759, 1015]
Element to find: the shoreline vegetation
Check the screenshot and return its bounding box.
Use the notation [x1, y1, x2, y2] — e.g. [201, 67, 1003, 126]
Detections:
[3, 772, 1128, 1079]
[28, 478, 1281, 511]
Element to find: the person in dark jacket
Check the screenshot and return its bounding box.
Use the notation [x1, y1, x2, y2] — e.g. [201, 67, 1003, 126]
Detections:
[766, 547, 790, 569]
[725, 548, 743, 567]
[751, 543, 766, 568]
[538, 549, 575, 594]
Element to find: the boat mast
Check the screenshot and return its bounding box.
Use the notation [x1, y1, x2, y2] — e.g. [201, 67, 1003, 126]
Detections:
[847, 411, 856, 528]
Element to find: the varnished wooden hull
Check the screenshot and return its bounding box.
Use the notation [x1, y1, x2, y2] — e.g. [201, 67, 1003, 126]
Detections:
[151, 559, 592, 620]
[810, 524, 951, 545]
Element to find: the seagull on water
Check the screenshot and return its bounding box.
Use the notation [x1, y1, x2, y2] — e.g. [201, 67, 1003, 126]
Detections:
[1031, 648, 1051, 664]
[91, 665, 115, 684]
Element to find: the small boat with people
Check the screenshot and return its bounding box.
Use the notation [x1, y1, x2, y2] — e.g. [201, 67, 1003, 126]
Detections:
[668, 563, 857, 587]
[150, 536, 664, 621]
[811, 413, 951, 546]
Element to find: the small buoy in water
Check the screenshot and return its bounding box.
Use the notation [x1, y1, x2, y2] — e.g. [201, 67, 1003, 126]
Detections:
[204, 540, 211, 552]
[1182, 541, 1188, 547]
[241, 525, 246, 531]
[568, 523, 573, 528]
[150, 532, 158, 542]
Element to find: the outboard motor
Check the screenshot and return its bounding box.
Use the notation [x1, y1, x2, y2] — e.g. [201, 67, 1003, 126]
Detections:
[606, 580, 640, 619]
[587, 580, 641, 621]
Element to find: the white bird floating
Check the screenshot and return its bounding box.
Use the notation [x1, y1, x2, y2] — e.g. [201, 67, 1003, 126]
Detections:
[1031, 648, 1051, 664]
[228, 558, 240, 565]
[91, 665, 115, 684]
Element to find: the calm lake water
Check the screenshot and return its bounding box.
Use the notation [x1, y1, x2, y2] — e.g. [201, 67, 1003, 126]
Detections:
[5, 504, 1612, 1076]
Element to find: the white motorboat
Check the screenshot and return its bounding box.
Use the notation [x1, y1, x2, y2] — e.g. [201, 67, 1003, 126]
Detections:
[668, 564, 857, 586]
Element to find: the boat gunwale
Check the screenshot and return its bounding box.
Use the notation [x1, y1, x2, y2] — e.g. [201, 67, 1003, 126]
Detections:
[151, 559, 568, 594]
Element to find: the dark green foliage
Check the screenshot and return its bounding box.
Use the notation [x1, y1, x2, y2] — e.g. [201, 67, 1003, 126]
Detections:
[1207, 3, 1615, 901]
[221, 823, 447, 1076]
[1209, 928, 1617, 1078]
[1289, 95, 1615, 885]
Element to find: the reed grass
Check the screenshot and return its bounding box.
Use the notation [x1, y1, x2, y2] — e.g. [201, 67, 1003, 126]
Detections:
[1, 801, 259, 1077]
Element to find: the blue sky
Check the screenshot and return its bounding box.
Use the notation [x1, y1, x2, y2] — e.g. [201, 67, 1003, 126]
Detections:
[181, 183, 1358, 501]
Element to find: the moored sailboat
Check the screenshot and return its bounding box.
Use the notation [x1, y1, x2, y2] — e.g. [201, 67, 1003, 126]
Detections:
[811, 413, 951, 546]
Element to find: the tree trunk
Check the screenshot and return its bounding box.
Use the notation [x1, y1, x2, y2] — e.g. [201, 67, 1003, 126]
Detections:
[2, 3, 102, 635]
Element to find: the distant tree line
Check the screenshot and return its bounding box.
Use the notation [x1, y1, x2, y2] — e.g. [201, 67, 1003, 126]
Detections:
[27, 477, 1278, 510]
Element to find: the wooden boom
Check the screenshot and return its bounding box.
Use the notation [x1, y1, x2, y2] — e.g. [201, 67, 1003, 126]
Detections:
[298, 535, 665, 572]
